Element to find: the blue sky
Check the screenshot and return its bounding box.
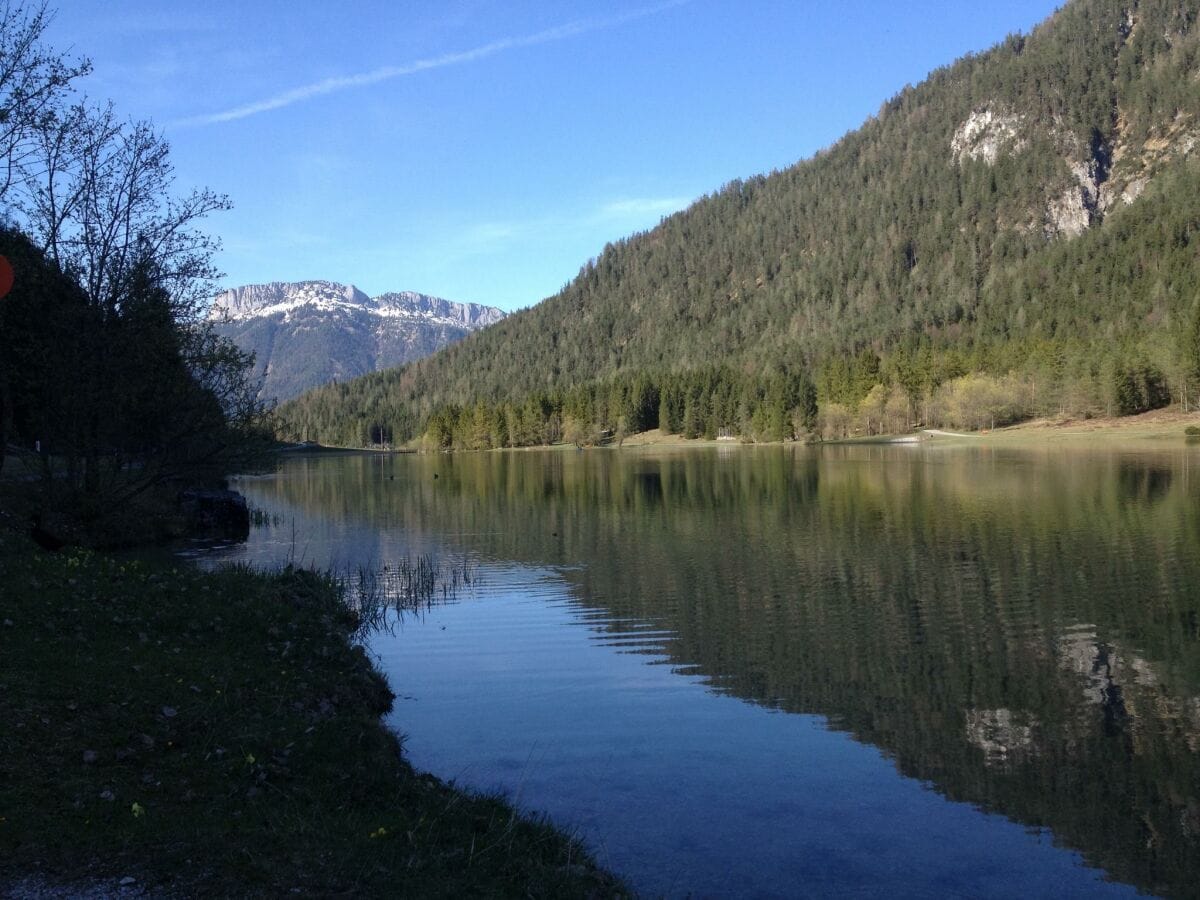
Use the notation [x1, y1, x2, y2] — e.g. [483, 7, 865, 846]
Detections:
[47, 1, 1062, 312]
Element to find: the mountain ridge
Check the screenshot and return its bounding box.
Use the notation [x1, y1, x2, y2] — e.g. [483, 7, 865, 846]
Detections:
[208, 280, 505, 402]
[210, 280, 505, 329]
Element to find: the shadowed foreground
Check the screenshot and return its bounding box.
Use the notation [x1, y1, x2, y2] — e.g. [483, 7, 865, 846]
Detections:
[0, 531, 623, 897]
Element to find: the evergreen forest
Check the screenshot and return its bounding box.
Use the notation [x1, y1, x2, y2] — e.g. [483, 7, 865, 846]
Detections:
[277, 0, 1200, 448]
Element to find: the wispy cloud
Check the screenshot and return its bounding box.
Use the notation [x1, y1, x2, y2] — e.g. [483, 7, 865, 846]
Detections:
[175, 0, 689, 128]
[597, 196, 691, 220]
[451, 194, 693, 257]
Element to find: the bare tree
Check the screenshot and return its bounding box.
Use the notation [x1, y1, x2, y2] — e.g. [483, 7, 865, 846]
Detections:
[16, 103, 230, 319]
[3, 3, 229, 321]
[0, 0, 89, 204]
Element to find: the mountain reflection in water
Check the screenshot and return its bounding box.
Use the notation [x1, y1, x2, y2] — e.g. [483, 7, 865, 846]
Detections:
[210, 445, 1200, 897]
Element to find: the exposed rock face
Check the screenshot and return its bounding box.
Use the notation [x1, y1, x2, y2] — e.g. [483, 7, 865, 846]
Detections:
[949, 107, 1102, 237]
[1047, 159, 1104, 238]
[372, 291, 505, 328]
[1117, 176, 1148, 206]
[210, 281, 371, 320]
[951, 90, 1199, 241]
[951, 107, 1028, 165]
[207, 281, 506, 402]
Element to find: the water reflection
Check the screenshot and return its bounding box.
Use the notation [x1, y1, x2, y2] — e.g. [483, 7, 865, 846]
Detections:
[216, 445, 1200, 897]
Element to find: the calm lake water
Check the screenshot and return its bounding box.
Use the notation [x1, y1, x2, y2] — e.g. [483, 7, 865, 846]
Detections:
[205, 444, 1200, 898]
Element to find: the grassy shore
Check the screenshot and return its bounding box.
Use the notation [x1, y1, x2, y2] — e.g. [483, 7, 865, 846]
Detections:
[0, 531, 624, 897]
[968, 407, 1200, 444]
[453, 409, 1200, 454]
[631, 409, 1200, 449]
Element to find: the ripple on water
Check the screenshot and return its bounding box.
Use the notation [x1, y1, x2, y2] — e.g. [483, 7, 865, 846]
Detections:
[205, 445, 1200, 898]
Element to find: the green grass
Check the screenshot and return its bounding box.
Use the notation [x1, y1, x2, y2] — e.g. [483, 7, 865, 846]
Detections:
[0, 532, 626, 897]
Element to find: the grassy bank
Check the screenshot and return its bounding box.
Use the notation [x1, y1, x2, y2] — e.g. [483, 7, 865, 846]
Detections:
[972, 407, 1200, 444]
[0, 532, 624, 897]
[399, 408, 1200, 455]
[614, 413, 1200, 450]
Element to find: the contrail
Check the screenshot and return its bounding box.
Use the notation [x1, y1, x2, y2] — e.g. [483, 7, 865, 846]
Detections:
[175, 0, 690, 128]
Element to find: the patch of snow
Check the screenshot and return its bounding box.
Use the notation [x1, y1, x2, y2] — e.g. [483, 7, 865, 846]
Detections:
[208, 281, 505, 330]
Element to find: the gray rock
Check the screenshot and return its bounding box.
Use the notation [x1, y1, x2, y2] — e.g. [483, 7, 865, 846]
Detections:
[177, 489, 249, 541]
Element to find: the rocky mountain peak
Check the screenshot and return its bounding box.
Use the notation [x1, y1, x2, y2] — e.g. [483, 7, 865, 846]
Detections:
[371, 292, 507, 328]
[209, 280, 371, 321]
[207, 280, 507, 402]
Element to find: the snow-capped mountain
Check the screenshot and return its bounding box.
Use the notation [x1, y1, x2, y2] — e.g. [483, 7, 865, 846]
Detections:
[208, 280, 505, 402]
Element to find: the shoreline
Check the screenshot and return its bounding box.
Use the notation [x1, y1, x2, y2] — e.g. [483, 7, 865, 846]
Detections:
[628, 408, 1200, 448]
[0, 531, 626, 897]
[280, 407, 1200, 457]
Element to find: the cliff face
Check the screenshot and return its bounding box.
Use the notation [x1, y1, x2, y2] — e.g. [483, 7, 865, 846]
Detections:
[950, 86, 1200, 241]
[209, 281, 371, 320]
[371, 292, 506, 329]
[208, 281, 505, 402]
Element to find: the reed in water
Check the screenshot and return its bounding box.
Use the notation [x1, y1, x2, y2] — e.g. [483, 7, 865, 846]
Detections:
[343, 554, 475, 634]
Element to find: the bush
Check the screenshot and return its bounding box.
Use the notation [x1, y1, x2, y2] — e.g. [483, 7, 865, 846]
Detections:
[932, 373, 1029, 431]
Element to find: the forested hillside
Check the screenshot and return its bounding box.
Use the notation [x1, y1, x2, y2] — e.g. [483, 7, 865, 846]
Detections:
[278, 0, 1200, 448]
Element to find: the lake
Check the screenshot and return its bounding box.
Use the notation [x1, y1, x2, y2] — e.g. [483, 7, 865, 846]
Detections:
[205, 444, 1200, 897]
